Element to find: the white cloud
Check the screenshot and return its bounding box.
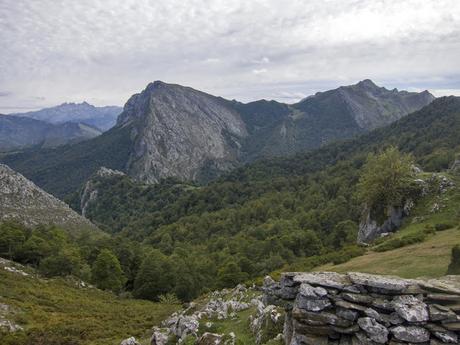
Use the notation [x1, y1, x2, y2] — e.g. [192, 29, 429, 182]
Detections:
[252, 68, 268, 75]
[0, 0, 459, 111]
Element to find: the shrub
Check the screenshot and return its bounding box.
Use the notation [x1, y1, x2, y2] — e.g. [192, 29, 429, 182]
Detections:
[330, 246, 366, 265]
[158, 293, 181, 305]
[447, 245, 460, 275]
[434, 223, 455, 231]
[374, 230, 431, 252]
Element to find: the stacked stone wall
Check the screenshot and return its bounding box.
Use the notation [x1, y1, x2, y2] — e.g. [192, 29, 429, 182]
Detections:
[264, 272, 460, 344]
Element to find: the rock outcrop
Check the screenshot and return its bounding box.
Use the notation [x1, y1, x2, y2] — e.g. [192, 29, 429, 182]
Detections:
[0, 164, 97, 231]
[150, 284, 252, 344]
[80, 167, 125, 217]
[264, 272, 460, 344]
[358, 173, 455, 244]
[357, 205, 408, 244]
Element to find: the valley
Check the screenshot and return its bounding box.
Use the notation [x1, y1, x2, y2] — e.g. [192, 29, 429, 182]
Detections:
[1, 85, 459, 345]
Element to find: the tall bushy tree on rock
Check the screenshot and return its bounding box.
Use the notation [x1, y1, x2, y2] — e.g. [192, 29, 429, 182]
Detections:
[357, 146, 416, 219]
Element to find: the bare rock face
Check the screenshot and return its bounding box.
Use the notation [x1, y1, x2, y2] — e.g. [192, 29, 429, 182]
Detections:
[0, 164, 96, 231]
[80, 167, 125, 217]
[357, 206, 407, 244]
[117, 81, 248, 183]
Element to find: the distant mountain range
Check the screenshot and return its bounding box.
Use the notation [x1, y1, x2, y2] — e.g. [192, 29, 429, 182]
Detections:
[0, 114, 102, 152]
[11, 102, 122, 132]
[1, 79, 434, 197]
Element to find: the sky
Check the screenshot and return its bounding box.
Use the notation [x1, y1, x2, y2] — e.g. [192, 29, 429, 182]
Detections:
[0, 0, 460, 113]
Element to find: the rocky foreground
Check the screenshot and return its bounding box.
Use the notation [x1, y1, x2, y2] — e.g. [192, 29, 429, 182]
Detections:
[122, 272, 460, 345]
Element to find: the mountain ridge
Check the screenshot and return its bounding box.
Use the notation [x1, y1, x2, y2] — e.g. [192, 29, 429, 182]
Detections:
[0, 114, 102, 152]
[1, 79, 434, 197]
[12, 102, 122, 131]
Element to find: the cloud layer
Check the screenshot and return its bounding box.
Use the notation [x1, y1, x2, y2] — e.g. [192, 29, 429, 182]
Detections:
[0, 0, 459, 112]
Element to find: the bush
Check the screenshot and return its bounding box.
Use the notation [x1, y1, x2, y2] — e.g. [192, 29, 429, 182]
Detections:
[39, 250, 81, 277]
[434, 223, 455, 231]
[330, 246, 366, 265]
[158, 293, 181, 304]
[374, 230, 430, 252]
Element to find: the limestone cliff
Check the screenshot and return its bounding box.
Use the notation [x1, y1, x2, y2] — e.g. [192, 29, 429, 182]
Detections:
[117, 81, 248, 183]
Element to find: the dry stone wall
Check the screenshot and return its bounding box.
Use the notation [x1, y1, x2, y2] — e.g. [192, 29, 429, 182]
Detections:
[263, 272, 460, 344]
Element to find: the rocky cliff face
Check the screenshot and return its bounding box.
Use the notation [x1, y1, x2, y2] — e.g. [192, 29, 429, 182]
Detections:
[0, 164, 96, 231]
[264, 272, 460, 345]
[80, 167, 125, 217]
[117, 81, 248, 183]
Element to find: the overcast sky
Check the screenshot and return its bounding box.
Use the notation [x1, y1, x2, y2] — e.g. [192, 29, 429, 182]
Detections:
[0, 0, 459, 113]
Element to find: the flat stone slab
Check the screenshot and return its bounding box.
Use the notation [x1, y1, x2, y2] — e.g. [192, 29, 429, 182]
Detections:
[348, 273, 418, 293]
[292, 272, 351, 290]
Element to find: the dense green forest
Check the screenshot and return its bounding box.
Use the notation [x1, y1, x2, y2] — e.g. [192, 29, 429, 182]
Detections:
[57, 97, 460, 301]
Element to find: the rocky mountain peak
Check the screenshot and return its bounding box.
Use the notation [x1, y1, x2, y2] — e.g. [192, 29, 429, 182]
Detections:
[355, 78, 379, 89]
[117, 81, 248, 183]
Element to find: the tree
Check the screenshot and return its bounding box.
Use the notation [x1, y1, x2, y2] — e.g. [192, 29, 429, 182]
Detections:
[91, 249, 125, 292]
[447, 245, 460, 275]
[133, 250, 176, 300]
[39, 249, 81, 277]
[0, 222, 26, 259]
[18, 235, 52, 266]
[357, 146, 415, 217]
[331, 220, 358, 249]
[217, 260, 248, 288]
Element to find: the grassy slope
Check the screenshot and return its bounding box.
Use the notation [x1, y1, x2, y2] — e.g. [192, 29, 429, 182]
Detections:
[315, 174, 460, 279]
[0, 264, 178, 345]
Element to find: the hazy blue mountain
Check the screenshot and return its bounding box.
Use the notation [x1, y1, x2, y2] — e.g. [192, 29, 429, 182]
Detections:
[0, 114, 101, 152]
[12, 102, 122, 131]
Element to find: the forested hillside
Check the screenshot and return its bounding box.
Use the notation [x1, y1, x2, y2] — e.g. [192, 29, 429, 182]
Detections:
[60, 96, 460, 301]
